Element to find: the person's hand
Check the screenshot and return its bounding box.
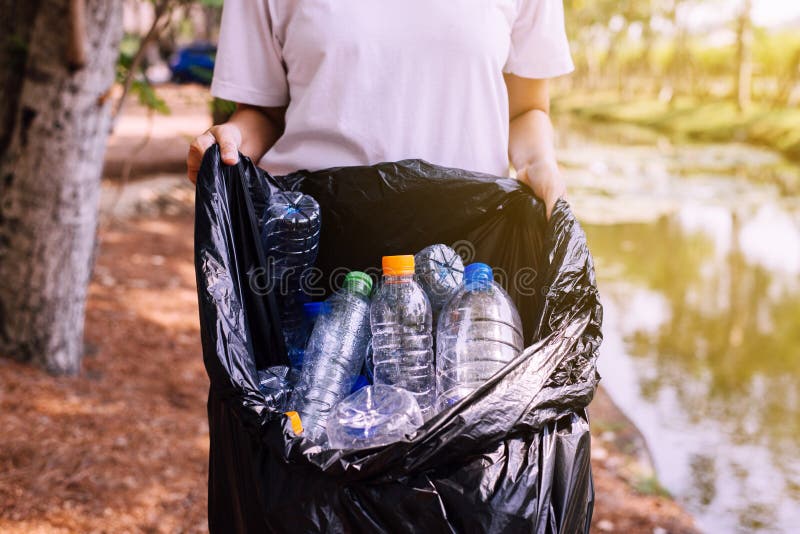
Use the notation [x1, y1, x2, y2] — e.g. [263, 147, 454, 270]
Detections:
[517, 159, 566, 220]
[187, 123, 243, 184]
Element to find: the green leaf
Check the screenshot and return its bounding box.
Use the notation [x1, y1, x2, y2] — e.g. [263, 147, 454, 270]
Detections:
[131, 79, 171, 115]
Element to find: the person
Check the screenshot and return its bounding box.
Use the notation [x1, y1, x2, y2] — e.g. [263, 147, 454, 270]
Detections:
[187, 0, 573, 219]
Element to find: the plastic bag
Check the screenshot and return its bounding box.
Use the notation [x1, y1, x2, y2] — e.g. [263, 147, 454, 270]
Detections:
[195, 146, 602, 533]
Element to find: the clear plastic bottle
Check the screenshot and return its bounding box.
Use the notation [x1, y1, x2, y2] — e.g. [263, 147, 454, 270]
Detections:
[436, 262, 524, 411]
[414, 244, 464, 319]
[326, 385, 424, 450]
[257, 366, 300, 412]
[292, 301, 331, 369]
[291, 272, 373, 442]
[260, 191, 321, 367]
[370, 255, 435, 419]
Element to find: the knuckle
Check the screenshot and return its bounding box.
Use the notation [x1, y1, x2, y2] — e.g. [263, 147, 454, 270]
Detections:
[190, 135, 209, 151]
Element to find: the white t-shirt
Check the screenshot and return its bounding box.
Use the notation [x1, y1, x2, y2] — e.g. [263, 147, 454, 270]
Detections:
[211, 0, 573, 177]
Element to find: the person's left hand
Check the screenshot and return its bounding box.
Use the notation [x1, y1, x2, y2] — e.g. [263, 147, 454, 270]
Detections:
[517, 159, 566, 220]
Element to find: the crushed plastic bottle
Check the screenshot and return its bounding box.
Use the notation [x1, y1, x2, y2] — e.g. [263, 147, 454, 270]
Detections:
[257, 366, 301, 412]
[326, 385, 424, 450]
[291, 272, 373, 442]
[414, 244, 464, 319]
[436, 262, 524, 411]
[370, 255, 435, 419]
[260, 191, 321, 368]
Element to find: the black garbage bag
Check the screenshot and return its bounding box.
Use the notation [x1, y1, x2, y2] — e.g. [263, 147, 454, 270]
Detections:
[195, 146, 602, 533]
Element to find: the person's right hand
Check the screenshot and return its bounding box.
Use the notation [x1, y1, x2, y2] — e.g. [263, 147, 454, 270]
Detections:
[187, 123, 243, 184]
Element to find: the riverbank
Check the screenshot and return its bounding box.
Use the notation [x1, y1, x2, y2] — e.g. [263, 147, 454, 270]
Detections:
[589, 387, 698, 533]
[553, 92, 800, 193]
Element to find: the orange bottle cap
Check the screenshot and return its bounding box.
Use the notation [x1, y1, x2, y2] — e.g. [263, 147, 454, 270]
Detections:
[284, 411, 303, 435]
[382, 255, 415, 276]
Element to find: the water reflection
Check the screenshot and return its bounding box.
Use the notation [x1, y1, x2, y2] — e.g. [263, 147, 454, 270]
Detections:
[560, 119, 800, 532]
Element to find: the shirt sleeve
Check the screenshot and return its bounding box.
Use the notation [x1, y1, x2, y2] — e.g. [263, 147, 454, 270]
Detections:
[503, 0, 574, 79]
[210, 0, 289, 107]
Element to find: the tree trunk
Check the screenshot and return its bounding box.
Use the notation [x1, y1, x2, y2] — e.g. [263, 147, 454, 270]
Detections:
[0, 0, 123, 374]
[774, 48, 800, 107]
[640, 18, 656, 96]
[735, 0, 753, 112]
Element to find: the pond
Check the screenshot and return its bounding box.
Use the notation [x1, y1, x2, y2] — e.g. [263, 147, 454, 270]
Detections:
[556, 117, 800, 533]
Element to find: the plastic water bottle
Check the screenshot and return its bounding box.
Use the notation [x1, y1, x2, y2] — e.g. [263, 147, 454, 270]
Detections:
[292, 301, 331, 369]
[257, 366, 300, 412]
[436, 263, 524, 411]
[260, 191, 321, 367]
[414, 244, 464, 320]
[292, 272, 373, 442]
[370, 255, 435, 419]
[326, 385, 424, 450]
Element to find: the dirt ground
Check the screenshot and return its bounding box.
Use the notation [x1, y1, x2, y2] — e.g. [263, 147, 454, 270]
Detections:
[0, 205, 207, 532]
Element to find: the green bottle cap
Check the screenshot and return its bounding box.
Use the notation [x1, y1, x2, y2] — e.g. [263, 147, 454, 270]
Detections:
[343, 271, 373, 298]
[343, 271, 372, 298]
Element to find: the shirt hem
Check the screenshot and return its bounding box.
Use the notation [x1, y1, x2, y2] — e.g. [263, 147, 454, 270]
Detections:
[503, 58, 575, 80]
[210, 79, 289, 107]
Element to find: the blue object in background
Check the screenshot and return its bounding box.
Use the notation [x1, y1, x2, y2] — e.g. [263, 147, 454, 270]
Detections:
[169, 42, 216, 85]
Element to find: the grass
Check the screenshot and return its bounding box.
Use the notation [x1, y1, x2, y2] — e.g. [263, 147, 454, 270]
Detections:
[553, 92, 800, 164]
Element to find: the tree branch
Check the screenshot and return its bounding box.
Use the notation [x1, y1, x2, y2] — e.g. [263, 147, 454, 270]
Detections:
[66, 0, 87, 70]
[112, 0, 173, 121]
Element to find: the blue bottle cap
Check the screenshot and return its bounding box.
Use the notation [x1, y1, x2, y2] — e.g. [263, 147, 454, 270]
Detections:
[464, 263, 493, 285]
[303, 301, 331, 318]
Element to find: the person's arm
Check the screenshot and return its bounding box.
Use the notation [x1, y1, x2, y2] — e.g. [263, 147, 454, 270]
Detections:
[187, 103, 286, 183]
[506, 75, 565, 220]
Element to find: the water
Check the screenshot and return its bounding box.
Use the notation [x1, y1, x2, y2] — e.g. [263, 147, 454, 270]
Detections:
[558, 116, 800, 533]
[291, 272, 372, 443]
[326, 384, 424, 450]
[370, 255, 436, 419]
[260, 191, 321, 368]
[435, 263, 524, 411]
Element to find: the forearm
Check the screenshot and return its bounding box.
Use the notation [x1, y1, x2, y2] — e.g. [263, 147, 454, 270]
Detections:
[226, 104, 286, 163]
[508, 109, 557, 173]
[508, 108, 564, 218]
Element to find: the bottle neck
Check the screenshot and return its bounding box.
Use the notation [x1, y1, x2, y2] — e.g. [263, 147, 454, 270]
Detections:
[343, 280, 372, 299]
[465, 278, 493, 291]
[383, 273, 414, 285]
